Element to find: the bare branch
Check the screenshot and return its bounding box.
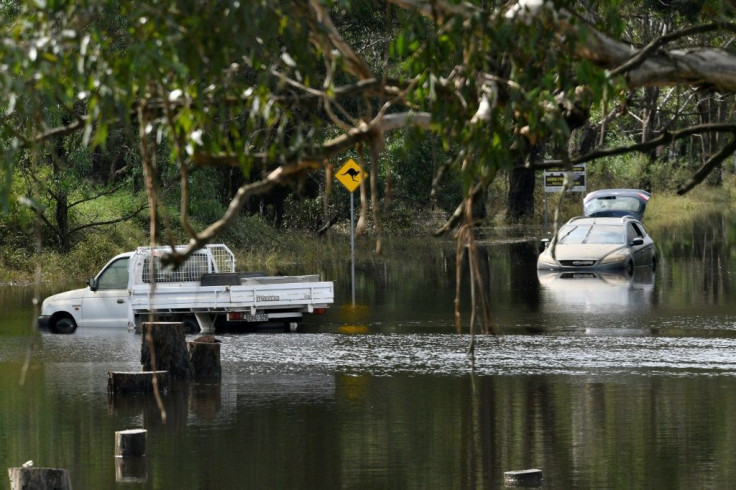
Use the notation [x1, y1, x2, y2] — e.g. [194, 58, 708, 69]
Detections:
[609, 23, 736, 78]
[68, 181, 130, 209]
[529, 123, 736, 169]
[69, 203, 148, 234]
[308, 0, 373, 79]
[192, 110, 432, 168]
[677, 137, 736, 194]
[168, 159, 325, 265]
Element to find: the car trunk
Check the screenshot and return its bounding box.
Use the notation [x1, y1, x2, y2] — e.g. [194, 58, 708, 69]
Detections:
[583, 189, 650, 221]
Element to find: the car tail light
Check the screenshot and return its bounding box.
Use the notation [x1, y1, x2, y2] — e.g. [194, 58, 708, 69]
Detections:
[313, 308, 327, 315]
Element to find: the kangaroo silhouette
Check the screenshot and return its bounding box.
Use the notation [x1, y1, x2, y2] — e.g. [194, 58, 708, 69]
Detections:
[341, 168, 361, 181]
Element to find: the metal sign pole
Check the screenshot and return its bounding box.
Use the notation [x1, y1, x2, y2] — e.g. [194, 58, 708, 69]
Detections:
[350, 192, 356, 306]
[544, 194, 548, 231]
[335, 158, 363, 308]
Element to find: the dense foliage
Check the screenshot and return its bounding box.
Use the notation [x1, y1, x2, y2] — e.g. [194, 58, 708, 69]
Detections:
[2, 0, 736, 332]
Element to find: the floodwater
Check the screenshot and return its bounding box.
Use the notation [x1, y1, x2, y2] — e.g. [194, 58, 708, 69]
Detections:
[2, 213, 736, 489]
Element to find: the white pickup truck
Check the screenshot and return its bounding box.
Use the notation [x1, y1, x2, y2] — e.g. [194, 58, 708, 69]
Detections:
[37, 244, 334, 334]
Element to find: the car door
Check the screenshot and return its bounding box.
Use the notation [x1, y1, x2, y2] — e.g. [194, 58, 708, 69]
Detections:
[81, 257, 130, 327]
[627, 222, 653, 266]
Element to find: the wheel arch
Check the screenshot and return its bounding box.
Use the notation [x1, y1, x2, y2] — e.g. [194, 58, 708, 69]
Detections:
[50, 311, 78, 334]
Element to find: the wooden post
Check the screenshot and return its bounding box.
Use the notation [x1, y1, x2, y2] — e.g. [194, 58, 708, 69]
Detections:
[108, 371, 169, 394]
[140, 322, 192, 379]
[504, 469, 543, 487]
[115, 429, 147, 457]
[115, 429, 147, 484]
[8, 467, 72, 490]
[187, 336, 221, 378]
[114, 457, 146, 484]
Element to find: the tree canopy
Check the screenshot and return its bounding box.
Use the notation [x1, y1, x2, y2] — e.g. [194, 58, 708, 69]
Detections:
[3, 0, 736, 331]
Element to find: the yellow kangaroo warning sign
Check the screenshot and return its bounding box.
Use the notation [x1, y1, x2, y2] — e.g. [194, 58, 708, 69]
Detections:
[336, 159, 365, 193]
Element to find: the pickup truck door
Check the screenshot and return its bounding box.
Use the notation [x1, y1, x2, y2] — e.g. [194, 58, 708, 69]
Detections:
[81, 257, 130, 328]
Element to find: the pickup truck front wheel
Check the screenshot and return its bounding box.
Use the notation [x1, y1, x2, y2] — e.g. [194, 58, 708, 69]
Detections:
[182, 317, 201, 334]
[52, 315, 77, 334]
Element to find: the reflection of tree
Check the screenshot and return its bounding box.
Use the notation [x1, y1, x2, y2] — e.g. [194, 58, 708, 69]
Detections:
[508, 241, 540, 311]
[656, 212, 732, 305]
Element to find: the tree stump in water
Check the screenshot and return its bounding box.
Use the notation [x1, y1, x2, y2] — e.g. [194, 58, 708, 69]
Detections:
[504, 469, 543, 487]
[187, 336, 221, 378]
[115, 429, 147, 457]
[140, 322, 192, 379]
[108, 371, 169, 394]
[114, 457, 147, 484]
[7, 467, 72, 490]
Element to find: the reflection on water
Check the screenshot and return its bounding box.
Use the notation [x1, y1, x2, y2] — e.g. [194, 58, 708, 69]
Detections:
[4, 332, 736, 489]
[4, 214, 736, 488]
[537, 268, 656, 335]
[537, 267, 655, 310]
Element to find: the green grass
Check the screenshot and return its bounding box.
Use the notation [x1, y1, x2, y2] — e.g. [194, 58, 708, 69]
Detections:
[645, 181, 734, 233]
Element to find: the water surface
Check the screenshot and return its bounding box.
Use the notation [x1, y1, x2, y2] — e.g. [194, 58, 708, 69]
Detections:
[2, 213, 736, 489]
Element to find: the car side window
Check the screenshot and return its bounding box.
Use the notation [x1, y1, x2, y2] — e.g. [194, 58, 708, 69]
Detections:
[96, 258, 130, 290]
[628, 223, 644, 242]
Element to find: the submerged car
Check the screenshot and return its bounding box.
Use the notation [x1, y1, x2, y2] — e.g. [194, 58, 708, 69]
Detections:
[537, 215, 656, 272]
[538, 188, 655, 272]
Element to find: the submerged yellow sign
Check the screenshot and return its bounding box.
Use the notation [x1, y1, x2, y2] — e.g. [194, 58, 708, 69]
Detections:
[336, 159, 365, 193]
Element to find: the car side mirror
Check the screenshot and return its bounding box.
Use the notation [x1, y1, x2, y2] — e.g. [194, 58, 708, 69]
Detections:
[539, 238, 550, 253]
[631, 237, 644, 246]
[87, 278, 98, 291]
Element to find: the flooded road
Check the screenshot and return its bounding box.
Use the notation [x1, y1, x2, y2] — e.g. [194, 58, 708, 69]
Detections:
[2, 213, 736, 489]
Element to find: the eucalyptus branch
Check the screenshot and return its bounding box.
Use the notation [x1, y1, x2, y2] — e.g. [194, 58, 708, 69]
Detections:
[308, 0, 373, 79]
[68, 181, 130, 209]
[529, 123, 736, 169]
[69, 203, 148, 234]
[192, 110, 432, 168]
[23, 200, 59, 241]
[166, 159, 325, 265]
[677, 137, 736, 195]
[159, 81, 198, 238]
[610, 22, 736, 78]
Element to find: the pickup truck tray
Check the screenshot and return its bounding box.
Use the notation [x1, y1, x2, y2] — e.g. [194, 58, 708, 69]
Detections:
[200, 272, 320, 286]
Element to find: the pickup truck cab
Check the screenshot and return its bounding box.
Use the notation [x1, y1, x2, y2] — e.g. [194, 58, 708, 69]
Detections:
[38, 244, 334, 334]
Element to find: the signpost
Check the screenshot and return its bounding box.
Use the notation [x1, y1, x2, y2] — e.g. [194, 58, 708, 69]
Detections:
[335, 158, 365, 305]
[543, 164, 586, 193]
[543, 164, 586, 229]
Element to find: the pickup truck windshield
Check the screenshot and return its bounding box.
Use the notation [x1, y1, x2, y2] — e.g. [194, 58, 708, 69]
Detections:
[97, 258, 130, 289]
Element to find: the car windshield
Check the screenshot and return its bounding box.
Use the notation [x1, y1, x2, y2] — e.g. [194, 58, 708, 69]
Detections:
[557, 224, 624, 245]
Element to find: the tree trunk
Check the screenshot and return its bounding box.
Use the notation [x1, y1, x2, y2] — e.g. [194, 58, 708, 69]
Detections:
[698, 90, 724, 187]
[140, 323, 192, 379]
[639, 86, 660, 193]
[506, 167, 535, 223]
[369, 137, 383, 254]
[355, 144, 369, 236]
[55, 192, 71, 253]
[323, 160, 333, 225]
[52, 137, 72, 253]
[506, 146, 538, 223]
[8, 467, 72, 490]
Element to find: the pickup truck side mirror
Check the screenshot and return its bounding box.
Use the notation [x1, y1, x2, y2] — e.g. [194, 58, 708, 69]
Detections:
[87, 278, 98, 291]
[631, 237, 644, 246]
